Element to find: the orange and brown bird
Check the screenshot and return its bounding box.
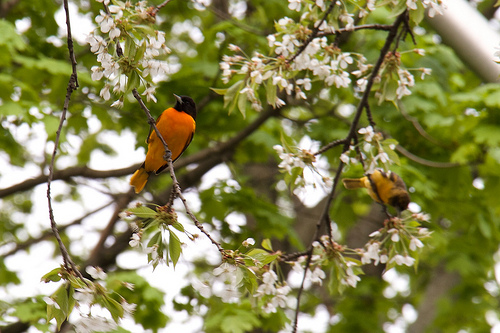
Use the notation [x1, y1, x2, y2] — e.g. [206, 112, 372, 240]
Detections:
[342, 169, 410, 212]
[130, 94, 196, 193]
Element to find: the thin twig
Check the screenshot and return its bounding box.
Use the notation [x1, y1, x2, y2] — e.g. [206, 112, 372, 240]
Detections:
[314, 139, 346, 156]
[292, 248, 313, 331]
[396, 145, 461, 168]
[365, 102, 375, 128]
[46, 0, 85, 282]
[399, 102, 445, 147]
[152, 0, 173, 15]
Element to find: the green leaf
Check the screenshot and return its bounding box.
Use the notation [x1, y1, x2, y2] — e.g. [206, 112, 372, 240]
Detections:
[127, 206, 157, 218]
[237, 88, 248, 118]
[484, 90, 500, 108]
[41, 267, 62, 283]
[382, 143, 400, 165]
[261, 239, 273, 251]
[266, 78, 277, 105]
[220, 308, 260, 333]
[224, 80, 244, 114]
[13, 298, 47, 323]
[172, 221, 185, 232]
[101, 295, 124, 322]
[241, 266, 258, 295]
[473, 125, 500, 147]
[0, 20, 27, 52]
[477, 214, 492, 239]
[16, 55, 72, 76]
[49, 284, 74, 330]
[381, 79, 398, 103]
[126, 70, 141, 93]
[125, 35, 137, 60]
[147, 231, 162, 248]
[409, 2, 425, 25]
[135, 40, 147, 63]
[169, 230, 182, 268]
[0, 101, 24, 116]
[210, 87, 228, 95]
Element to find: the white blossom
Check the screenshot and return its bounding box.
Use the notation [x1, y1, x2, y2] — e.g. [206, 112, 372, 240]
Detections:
[86, 266, 107, 280]
[75, 316, 117, 333]
[409, 237, 424, 251]
[361, 242, 380, 265]
[91, 66, 104, 81]
[273, 284, 291, 308]
[406, 0, 418, 10]
[74, 287, 95, 304]
[263, 301, 277, 313]
[310, 266, 326, 285]
[242, 238, 255, 247]
[142, 86, 157, 103]
[341, 263, 360, 288]
[100, 84, 111, 101]
[87, 34, 106, 54]
[316, 0, 325, 11]
[359, 126, 375, 142]
[110, 99, 124, 108]
[95, 10, 114, 34]
[391, 254, 415, 267]
[338, 53, 353, 69]
[122, 299, 137, 314]
[213, 262, 237, 276]
[339, 12, 355, 31]
[296, 78, 311, 90]
[288, 0, 301, 11]
[388, 228, 400, 242]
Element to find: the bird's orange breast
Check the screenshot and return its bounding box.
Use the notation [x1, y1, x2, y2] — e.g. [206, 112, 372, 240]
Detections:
[144, 107, 196, 173]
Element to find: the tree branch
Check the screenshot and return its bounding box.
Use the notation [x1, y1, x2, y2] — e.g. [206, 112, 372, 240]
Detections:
[292, 11, 408, 333]
[396, 145, 461, 168]
[0, 165, 138, 198]
[1, 105, 281, 199]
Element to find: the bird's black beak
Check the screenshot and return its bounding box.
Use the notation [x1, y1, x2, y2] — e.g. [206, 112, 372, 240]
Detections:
[174, 94, 183, 104]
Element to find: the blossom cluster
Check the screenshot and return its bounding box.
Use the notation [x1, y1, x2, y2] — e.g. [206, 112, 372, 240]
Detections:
[289, 212, 430, 292]
[218, 0, 440, 114]
[357, 213, 431, 269]
[340, 125, 398, 174]
[43, 266, 136, 333]
[255, 270, 293, 313]
[88, 0, 171, 107]
[120, 204, 193, 269]
[291, 237, 361, 290]
[273, 144, 332, 189]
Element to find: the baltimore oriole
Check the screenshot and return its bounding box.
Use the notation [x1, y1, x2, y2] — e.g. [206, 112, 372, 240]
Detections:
[130, 94, 196, 193]
[342, 169, 410, 212]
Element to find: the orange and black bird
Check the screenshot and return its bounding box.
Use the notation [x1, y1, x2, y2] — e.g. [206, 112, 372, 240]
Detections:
[342, 169, 410, 212]
[130, 94, 196, 193]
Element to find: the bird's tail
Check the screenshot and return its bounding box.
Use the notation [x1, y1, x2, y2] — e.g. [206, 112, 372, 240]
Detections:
[342, 177, 368, 190]
[130, 164, 149, 193]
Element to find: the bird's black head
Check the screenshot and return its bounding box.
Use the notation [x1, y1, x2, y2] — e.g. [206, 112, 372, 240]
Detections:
[173, 94, 197, 120]
[389, 191, 411, 213]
